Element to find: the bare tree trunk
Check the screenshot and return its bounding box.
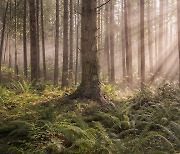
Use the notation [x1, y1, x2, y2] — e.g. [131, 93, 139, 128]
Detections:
[14, 0, 18, 79]
[23, 0, 28, 78]
[104, 2, 110, 82]
[0, 1, 8, 82]
[148, 0, 153, 74]
[62, 0, 69, 87]
[40, 0, 46, 81]
[158, 0, 164, 75]
[124, 0, 133, 84]
[69, 0, 74, 85]
[121, 0, 126, 80]
[109, 0, 115, 83]
[177, 0, 180, 87]
[75, 0, 79, 85]
[29, 0, 38, 83]
[36, 0, 40, 79]
[71, 0, 105, 104]
[140, 0, 145, 86]
[54, 0, 60, 86]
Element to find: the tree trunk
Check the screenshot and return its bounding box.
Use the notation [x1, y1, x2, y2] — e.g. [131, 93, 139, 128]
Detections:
[69, 0, 74, 85]
[71, 0, 105, 103]
[148, 0, 153, 74]
[109, 0, 115, 83]
[104, 2, 110, 82]
[14, 0, 18, 79]
[36, 0, 40, 79]
[62, 0, 69, 87]
[75, 0, 79, 85]
[177, 0, 180, 87]
[0, 1, 8, 82]
[29, 0, 38, 83]
[54, 0, 60, 86]
[124, 0, 133, 84]
[158, 0, 164, 75]
[23, 0, 28, 78]
[140, 0, 145, 86]
[121, 0, 126, 80]
[40, 0, 46, 81]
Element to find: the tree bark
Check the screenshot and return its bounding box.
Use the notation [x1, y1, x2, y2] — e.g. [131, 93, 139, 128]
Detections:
[0, 1, 8, 82]
[29, 0, 38, 83]
[36, 0, 40, 79]
[54, 0, 60, 86]
[177, 0, 180, 87]
[104, 2, 110, 82]
[40, 0, 46, 81]
[124, 0, 133, 84]
[109, 0, 115, 83]
[148, 0, 153, 74]
[62, 0, 69, 87]
[71, 0, 105, 103]
[75, 0, 79, 85]
[23, 0, 28, 78]
[69, 0, 74, 85]
[140, 0, 145, 86]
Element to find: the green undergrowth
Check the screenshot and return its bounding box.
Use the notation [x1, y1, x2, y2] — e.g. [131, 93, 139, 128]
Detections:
[0, 81, 179, 154]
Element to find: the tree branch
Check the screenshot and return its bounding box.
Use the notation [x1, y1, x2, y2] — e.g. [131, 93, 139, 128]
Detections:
[96, 0, 111, 9]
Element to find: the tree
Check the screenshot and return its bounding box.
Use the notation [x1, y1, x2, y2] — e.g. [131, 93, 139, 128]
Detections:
[75, 0, 79, 85]
[29, 0, 38, 83]
[177, 0, 180, 87]
[71, 0, 105, 103]
[40, 0, 46, 81]
[158, 0, 164, 75]
[36, 0, 40, 79]
[62, 0, 69, 87]
[0, 0, 8, 82]
[109, 0, 115, 83]
[140, 0, 145, 86]
[121, 0, 126, 80]
[104, 2, 110, 81]
[54, 0, 60, 86]
[23, 0, 27, 78]
[69, 0, 74, 85]
[124, 0, 133, 84]
[147, 0, 153, 74]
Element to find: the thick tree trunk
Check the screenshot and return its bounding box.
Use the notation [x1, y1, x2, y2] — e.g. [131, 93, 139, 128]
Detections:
[54, 0, 60, 86]
[29, 0, 38, 83]
[23, 0, 28, 78]
[62, 0, 69, 87]
[40, 0, 46, 81]
[71, 0, 105, 103]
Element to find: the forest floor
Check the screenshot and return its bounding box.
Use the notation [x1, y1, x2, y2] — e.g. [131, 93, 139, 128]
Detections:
[0, 81, 179, 154]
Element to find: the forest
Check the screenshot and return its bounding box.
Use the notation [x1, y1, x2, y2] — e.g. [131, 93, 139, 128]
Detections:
[0, 0, 180, 153]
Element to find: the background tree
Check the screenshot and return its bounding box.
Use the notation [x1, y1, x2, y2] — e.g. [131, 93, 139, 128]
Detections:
[29, 0, 38, 83]
[54, 0, 60, 86]
[62, 0, 69, 87]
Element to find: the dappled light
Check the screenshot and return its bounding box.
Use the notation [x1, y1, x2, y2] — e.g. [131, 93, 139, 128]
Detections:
[0, 0, 180, 153]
